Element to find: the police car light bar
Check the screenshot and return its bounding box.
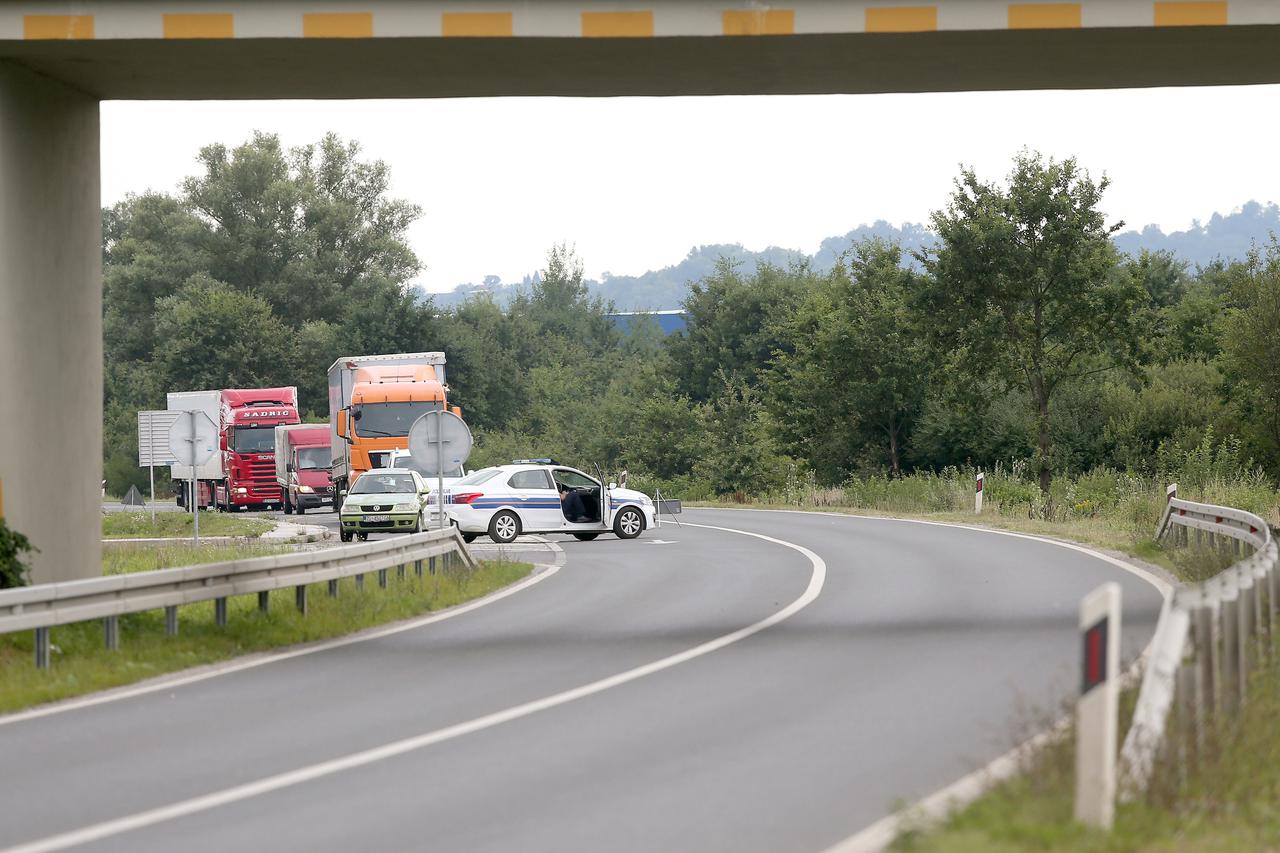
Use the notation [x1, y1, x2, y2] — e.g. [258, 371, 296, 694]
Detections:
[512, 458, 558, 465]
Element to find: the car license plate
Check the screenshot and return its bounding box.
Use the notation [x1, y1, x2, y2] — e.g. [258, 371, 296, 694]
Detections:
[365, 514, 389, 523]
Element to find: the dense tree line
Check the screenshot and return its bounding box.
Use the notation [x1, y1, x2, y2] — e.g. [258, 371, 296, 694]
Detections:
[103, 137, 1280, 503]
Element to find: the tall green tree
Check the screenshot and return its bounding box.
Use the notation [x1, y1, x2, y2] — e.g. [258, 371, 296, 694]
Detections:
[771, 242, 930, 480]
[668, 259, 810, 402]
[922, 152, 1146, 493]
[1222, 239, 1280, 472]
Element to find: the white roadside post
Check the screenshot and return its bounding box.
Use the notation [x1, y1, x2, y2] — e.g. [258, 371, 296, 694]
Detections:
[975, 471, 984, 514]
[1075, 582, 1121, 829]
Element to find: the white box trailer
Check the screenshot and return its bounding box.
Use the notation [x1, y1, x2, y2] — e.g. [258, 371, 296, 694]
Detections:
[327, 352, 448, 494]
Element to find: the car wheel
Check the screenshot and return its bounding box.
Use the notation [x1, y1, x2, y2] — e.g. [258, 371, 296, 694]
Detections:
[340, 529, 352, 543]
[462, 533, 478, 544]
[488, 510, 521, 544]
[613, 507, 644, 539]
[572, 532, 600, 541]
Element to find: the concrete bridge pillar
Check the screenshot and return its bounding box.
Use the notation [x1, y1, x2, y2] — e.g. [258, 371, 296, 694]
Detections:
[0, 61, 101, 584]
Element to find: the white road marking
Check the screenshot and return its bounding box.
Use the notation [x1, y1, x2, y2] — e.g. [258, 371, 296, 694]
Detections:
[0, 544, 567, 729]
[2, 521, 825, 853]
[645, 539, 678, 545]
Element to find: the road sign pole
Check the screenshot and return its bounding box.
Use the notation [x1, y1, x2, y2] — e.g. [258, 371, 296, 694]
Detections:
[147, 410, 155, 525]
[190, 410, 199, 545]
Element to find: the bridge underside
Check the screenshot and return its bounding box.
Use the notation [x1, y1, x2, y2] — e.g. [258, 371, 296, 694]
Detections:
[1, 12, 1279, 584]
[5, 26, 1280, 99]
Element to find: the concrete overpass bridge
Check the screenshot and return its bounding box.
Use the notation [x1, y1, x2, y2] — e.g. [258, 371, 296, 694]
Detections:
[2, 0, 1279, 583]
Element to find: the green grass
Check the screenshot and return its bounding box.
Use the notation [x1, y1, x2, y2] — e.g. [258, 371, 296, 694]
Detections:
[0, 548, 533, 713]
[895, 635, 1280, 852]
[102, 511, 274, 539]
[103, 541, 291, 574]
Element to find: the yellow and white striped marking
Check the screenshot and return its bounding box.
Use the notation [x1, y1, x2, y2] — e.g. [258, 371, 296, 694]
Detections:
[2, 2, 1274, 42]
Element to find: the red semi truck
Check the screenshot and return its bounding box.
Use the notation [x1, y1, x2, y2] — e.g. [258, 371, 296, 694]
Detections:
[274, 424, 333, 515]
[169, 387, 301, 511]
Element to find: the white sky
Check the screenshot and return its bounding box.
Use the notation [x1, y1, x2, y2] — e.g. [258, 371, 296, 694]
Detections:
[102, 85, 1280, 293]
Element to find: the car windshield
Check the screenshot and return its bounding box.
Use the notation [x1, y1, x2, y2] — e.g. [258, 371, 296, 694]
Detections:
[353, 401, 443, 438]
[350, 472, 417, 494]
[232, 426, 276, 453]
[452, 468, 502, 486]
[297, 447, 329, 470]
[390, 456, 464, 478]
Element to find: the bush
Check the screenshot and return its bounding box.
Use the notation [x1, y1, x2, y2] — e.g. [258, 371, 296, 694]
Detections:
[0, 517, 37, 589]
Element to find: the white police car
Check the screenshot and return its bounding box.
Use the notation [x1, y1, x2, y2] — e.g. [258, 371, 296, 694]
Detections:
[446, 460, 656, 544]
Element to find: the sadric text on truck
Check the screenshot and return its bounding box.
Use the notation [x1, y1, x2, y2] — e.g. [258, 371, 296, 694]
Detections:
[327, 352, 463, 511]
[168, 387, 301, 511]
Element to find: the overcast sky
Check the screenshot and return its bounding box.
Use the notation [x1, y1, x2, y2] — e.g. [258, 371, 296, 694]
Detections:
[102, 84, 1280, 293]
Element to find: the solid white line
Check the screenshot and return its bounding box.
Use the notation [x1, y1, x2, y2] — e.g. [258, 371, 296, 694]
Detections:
[0, 551, 565, 728]
[691, 506, 1173, 853]
[2, 522, 825, 853]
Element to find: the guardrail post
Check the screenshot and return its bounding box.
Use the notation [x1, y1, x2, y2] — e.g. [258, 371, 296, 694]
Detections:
[1237, 578, 1251, 706]
[378, 568, 388, 589]
[429, 556, 436, 575]
[214, 597, 228, 627]
[356, 573, 365, 591]
[295, 584, 307, 615]
[1221, 589, 1240, 717]
[165, 605, 178, 636]
[104, 616, 119, 651]
[1175, 660, 1197, 782]
[397, 563, 405, 580]
[1194, 603, 1215, 720]
[414, 558, 423, 578]
[258, 591, 269, 613]
[328, 579, 339, 598]
[34, 627, 49, 669]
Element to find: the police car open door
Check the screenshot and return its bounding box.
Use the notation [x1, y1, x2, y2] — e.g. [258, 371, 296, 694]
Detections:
[594, 463, 611, 530]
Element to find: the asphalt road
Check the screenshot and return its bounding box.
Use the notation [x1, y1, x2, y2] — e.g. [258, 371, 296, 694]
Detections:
[0, 509, 1164, 853]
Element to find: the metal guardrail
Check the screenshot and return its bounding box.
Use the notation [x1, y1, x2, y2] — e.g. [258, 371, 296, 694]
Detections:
[0, 527, 478, 669]
[1119, 483, 1277, 794]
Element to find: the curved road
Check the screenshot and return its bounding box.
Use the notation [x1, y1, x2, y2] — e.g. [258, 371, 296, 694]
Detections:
[1, 509, 1163, 852]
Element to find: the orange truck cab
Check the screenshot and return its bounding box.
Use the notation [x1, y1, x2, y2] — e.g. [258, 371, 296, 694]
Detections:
[327, 353, 462, 511]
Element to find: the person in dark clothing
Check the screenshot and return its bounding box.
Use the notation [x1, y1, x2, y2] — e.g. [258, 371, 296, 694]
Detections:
[558, 482, 587, 522]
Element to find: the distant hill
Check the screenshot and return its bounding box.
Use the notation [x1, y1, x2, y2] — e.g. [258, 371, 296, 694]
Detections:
[1112, 200, 1280, 268]
[427, 201, 1280, 312]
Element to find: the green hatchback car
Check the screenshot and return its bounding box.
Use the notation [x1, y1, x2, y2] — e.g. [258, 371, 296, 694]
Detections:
[339, 469, 429, 542]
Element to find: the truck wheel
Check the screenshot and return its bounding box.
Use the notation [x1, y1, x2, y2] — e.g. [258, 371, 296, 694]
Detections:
[488, 511, 521, 544]
[296, 502, 306, 516]
[283, 493, 293, 515]
[340, 529, 352, 542]
[357, 532, 369, 541]
[613, 507, 644, 539]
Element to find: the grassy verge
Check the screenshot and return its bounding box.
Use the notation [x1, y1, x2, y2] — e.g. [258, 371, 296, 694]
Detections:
[895, 633, 1280, 852]
[0, 545, 533, 714]
[102, 511, 274, 539]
